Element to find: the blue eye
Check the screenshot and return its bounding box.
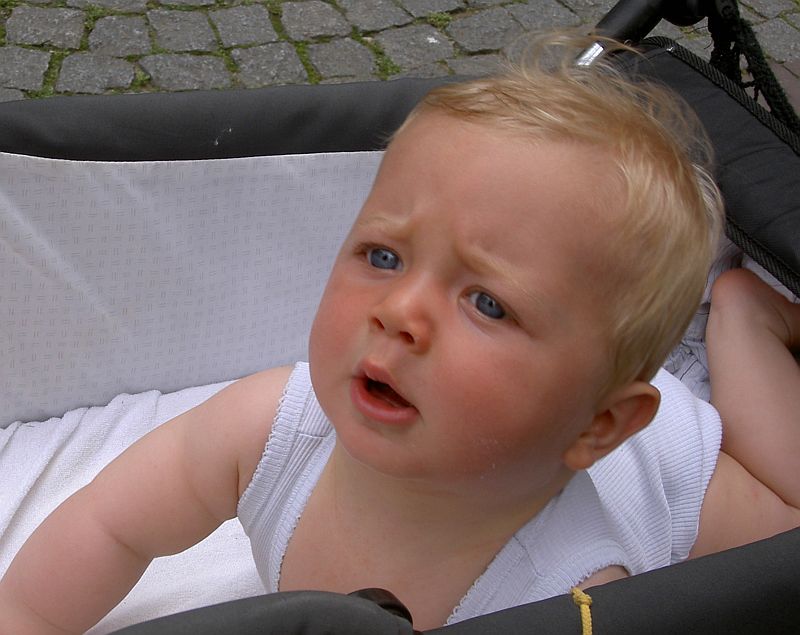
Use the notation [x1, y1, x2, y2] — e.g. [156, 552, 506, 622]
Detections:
[470, 291, 505, 319]
[368, 247, 401, 270]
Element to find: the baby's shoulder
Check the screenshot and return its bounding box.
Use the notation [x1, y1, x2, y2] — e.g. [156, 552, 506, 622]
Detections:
[206, 364, 294, 430]
[210, 365, 295, 497]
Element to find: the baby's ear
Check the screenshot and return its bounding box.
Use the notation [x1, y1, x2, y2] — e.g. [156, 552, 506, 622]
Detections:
[563, 382, 661, 471]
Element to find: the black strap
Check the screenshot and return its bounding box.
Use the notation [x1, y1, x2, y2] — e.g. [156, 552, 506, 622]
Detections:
[707, 0, 800, 134]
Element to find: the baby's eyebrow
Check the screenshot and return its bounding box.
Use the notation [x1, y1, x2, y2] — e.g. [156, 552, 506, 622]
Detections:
[353, 213, 409, 237]
[461, 246, 557, 322]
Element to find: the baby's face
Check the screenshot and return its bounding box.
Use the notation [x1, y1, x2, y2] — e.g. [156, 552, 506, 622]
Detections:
[310, 111, 622, 503]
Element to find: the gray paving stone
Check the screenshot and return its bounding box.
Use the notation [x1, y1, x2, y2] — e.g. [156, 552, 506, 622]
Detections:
[211, 5, 279, 48]
[0, 88, 24, 102]
[738, 4, 768, 24]
[67, 0, 148, 11]
[89, 16, 151, 57]
[465, 0, 505, 7]
[339, 0, 412, 32]
[159, 0, 216, 6]
[376, 23, 454, 69]
[148, 10, 217, 52]
[308, 38, 375, 78]
[754, 17, 800, 61]
[508, 0, 581, 30]
[140, 53, 231, 90]
[557, 0, 616, 20]
[56, 53, 135, 93]
[6, 6, 85, 49]
[770, 60, 800, 111]
[393, 61, 450, 78]
[648, 20, 687, 42]
[0, 46, 51, 90]
[447, 7, 524, 53]
[400, 0, 464, 18]
[320, 75, 380, 84]
[281, 1, 350, 40]
[447, 53, 503, 76]
[676, 33, 714, 59]
[1, 0, 797, 101]
[743, 0, 797, 19]
[231, 42, 307, 87]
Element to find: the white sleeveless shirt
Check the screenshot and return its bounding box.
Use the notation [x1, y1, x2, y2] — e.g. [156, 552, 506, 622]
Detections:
[238, 362, 721, 624]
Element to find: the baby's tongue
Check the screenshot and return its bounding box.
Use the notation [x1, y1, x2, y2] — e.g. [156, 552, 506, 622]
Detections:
[369, 380, 411, 408]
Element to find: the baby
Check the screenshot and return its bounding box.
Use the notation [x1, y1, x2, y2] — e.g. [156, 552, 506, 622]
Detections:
[1, 34, 799, 633]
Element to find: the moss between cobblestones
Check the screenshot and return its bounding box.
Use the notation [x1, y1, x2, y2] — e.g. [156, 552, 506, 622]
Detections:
[206, 11, 238, 76]
[265, 0, 282, 19]
[128, 65, 152, 91]
[158, 3, 208, 12]
[26, 50, 67, 99]
[219, 49, 238, 76]
[260, 1, 319, 85]
[351, 30, 400, 79]
[0, 0, 20, 45]
[84, 5, 113, 24]
[293, 40, 322, 84]
[374, 52, 401, 78]
[0, 0, 19, 16]
[81, 5, 115, 50]
[426, 12, 452, 30]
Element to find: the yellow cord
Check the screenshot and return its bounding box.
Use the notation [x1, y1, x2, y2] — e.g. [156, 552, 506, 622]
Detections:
[571, 587, 593, 635]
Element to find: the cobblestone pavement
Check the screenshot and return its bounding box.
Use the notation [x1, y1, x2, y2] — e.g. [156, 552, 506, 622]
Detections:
[0, 0, 797, 109]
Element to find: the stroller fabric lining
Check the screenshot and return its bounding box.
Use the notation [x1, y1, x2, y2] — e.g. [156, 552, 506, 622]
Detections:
[0, 150, 382, 426]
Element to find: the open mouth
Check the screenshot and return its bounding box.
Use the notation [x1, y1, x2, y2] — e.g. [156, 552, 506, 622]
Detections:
[351, 363, 419, 425]
[365, 378, 412, 409]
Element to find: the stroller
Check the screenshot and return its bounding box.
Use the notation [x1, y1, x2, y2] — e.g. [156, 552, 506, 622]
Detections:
[1, 0, 798, 632]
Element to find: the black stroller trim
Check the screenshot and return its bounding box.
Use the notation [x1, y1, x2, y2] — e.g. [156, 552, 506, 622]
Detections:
[113, 528, 800, 634]
[0, 76, 453, 162]
[646, 36, 800, 150]
[634, 40, 800, 297]
[642, 36, 800, 296]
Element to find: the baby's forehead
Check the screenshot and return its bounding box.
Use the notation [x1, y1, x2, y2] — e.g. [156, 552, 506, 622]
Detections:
[397, 109, 623, 183]
[385, 111, 628, 229]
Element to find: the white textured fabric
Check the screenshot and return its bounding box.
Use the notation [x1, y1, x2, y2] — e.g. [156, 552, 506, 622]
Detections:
[0, 381, 264, 634]
[237, 362, 722, 624]
[663, 238, 799, 403]
[1, 150, 381, 427]
[663, 237, 743, 401]
[238, 363, 335, 593]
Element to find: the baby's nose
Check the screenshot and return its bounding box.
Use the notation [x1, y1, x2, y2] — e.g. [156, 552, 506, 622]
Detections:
[370, 281, 433, 352]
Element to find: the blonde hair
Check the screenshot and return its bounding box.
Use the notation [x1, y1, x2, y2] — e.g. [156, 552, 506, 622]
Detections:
[403, 32, 724, 393]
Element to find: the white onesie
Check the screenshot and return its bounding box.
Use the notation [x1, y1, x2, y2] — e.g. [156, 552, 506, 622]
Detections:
[238, 362, 721, 624]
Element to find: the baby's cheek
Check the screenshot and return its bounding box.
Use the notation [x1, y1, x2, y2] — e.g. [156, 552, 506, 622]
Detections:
[309, 294, 355, 372]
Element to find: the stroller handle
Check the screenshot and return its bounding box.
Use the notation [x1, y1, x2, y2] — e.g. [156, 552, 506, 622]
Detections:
[577, 0, 714, 65]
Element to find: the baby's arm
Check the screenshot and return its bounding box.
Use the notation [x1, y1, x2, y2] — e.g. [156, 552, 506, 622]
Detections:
[693, 269, 800, 556]
[0, 366, 290, 634]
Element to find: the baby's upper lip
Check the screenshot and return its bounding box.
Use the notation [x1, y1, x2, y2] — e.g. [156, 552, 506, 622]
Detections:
[357, 359, 413, 405]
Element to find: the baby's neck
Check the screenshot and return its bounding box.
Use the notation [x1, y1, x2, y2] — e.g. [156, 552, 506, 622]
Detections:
[325, 442, 566, 555]
[280, 443, 572, 628]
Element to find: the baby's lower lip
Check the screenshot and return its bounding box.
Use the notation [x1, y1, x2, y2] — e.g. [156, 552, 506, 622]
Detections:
[350, 377, 419, 426]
